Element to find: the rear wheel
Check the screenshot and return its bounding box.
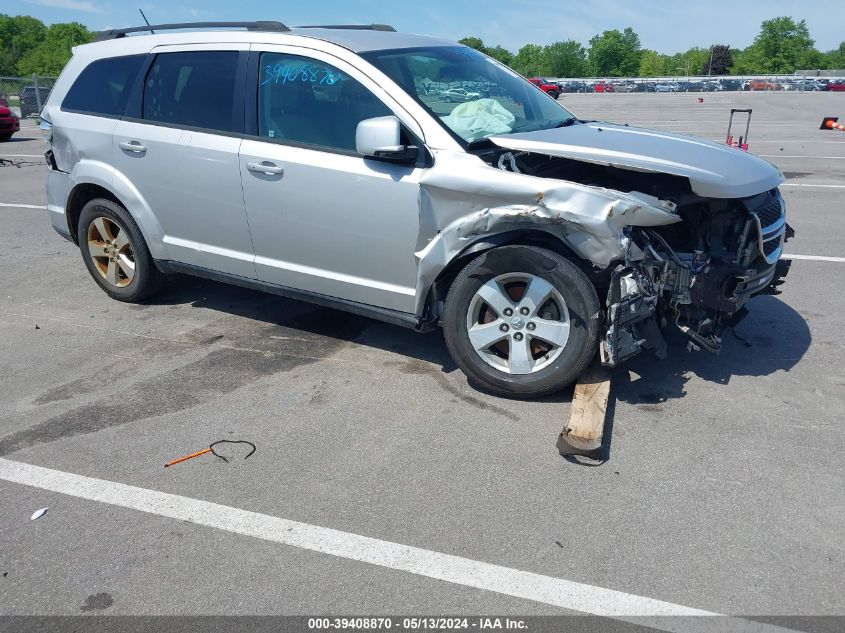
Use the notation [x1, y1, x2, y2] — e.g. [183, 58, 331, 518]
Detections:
[78, 198, 165, 302]
[443, 245, 601, 399]
[0, 134, 11, 142]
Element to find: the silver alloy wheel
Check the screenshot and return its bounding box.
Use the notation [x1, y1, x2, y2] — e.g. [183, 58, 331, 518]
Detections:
[465, 273, 570, 374]
[86, 216, 135, 288]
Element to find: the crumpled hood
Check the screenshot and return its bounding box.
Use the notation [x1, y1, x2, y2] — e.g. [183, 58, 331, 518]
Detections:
[489, 121, 784, 199]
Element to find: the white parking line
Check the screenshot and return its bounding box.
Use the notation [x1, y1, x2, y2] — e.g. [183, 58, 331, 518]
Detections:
[0, 202, 47, 209]
[759, 155, 845, 159]
[783, 254, 845, 262]
[0, 153, 44, 158]
[0, 457, 797, 632]
[780, 183, 845, 188]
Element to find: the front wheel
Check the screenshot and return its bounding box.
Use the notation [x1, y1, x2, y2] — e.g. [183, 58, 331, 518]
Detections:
[443, 246, 601, 399]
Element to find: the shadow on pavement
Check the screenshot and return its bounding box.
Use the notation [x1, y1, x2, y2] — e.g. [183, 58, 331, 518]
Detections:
[148, 277, 810, 408]
[614, 295, 811, 406]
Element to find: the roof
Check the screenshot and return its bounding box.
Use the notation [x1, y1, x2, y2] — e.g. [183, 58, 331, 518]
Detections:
[287, 28, 456, 52]
[87, 23, 457, 55]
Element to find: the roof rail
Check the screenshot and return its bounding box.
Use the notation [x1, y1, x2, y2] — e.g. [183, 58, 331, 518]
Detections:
[296, 24, 397, 32]
[93, 21, 290, 42]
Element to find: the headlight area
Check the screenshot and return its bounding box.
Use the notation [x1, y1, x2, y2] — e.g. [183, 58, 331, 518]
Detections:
[600, 189, 794, 367]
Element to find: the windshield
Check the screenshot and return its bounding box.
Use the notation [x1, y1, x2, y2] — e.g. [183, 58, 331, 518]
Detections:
[361, 46, 575, 144]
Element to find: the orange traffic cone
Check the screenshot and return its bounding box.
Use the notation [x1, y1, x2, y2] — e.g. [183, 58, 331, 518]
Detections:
[820, 117, 845, 132]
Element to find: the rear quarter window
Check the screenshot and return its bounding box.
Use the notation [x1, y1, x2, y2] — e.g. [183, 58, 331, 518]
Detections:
[61, 54, 146, 116]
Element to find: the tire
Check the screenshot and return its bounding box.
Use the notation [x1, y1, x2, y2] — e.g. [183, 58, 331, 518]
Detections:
[443, 245, 601, 399]
[77, 198, 165, 302]
[0, 134, 11, 142]
[549, 91, 560, 100]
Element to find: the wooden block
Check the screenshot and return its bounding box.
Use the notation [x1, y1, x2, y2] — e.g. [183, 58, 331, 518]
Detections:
[557, 360, 612, 456]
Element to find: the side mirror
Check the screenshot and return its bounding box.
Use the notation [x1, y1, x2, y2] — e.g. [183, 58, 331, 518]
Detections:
[356, 116, 418, 163]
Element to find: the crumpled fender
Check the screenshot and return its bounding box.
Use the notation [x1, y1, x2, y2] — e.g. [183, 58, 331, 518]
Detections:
[413, 151, 680, 315]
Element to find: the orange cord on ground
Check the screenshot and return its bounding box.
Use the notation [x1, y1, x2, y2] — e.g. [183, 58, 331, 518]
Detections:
[164, 447, 212, 467]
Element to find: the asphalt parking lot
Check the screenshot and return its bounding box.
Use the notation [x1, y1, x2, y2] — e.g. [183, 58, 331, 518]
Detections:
[0, 93, 843, 627]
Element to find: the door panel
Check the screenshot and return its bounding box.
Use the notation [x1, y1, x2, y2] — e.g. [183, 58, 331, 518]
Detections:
[240, 139, 421, 312]
[112, 48, 255, 278]
[113, 122, 253, 277]
[240, 48, 423, 313]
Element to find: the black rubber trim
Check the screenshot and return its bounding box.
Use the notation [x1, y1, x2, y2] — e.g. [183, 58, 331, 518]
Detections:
[51, 225, 72, 242]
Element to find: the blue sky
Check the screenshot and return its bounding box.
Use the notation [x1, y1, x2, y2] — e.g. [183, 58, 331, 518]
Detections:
[8, 0, 844, 54]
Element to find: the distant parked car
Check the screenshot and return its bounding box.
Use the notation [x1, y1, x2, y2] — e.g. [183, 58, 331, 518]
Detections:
[610, 81, 636, 93]
[527, 78, 560, 99]
[442, 87, 481, 103]
[0, 104, 21, 141]
[19, 85, 51, 118]
[718, 79, 742, 91]
[654, 83, 677, 92]
[593, 82, 614, 93]
[828, 81, 845, 92]
[747, 80, 782, 91]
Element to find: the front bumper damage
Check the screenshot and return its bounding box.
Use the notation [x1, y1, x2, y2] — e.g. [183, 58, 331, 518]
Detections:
[416, 149, 792, 368]
[599, 190, 793, 366]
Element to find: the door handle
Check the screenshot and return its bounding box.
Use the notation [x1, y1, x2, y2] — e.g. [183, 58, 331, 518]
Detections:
[119, 140, 146, 153]
[246, 161, 284, 176]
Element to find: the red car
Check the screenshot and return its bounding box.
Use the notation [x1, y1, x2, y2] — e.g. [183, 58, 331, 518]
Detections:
[828, 81, 845, 92]
[593, 82, 615, 93]
[0, 102, 21, 141]
[528, 77, 560, 99]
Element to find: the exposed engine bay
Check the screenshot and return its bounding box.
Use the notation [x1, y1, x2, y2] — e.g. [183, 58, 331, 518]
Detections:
[481, 148, 794, 366]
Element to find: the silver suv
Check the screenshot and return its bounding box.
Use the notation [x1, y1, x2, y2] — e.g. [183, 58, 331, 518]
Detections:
[42, 21, 792, 398]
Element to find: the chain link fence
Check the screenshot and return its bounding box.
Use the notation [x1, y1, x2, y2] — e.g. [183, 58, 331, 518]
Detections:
[0, 76, 58, 119]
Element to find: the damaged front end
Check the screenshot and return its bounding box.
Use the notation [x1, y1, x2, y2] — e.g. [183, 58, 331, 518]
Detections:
[602, 188, 793, 366]
[467, 144, 793, 368]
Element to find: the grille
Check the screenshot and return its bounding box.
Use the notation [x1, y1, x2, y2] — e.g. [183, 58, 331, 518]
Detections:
[755, 201, 782, 229]
[763, 238, 781, 256]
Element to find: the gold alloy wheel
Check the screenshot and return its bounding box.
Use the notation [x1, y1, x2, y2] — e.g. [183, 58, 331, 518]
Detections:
[86, 216, 135, 287]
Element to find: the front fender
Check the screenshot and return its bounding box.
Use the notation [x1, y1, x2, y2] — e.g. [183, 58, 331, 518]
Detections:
[413, 151, 680, 316]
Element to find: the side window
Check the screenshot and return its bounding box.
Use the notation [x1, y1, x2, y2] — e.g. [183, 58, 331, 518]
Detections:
[62, 55, 146, 116]
[143, 51, 239, 133]
[257, 52, 391, 152]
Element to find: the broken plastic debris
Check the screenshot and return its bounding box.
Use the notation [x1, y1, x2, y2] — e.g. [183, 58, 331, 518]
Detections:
[30, 508, 48, 520]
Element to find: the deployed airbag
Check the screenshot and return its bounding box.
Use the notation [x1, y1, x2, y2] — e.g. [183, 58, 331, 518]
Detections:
[442, 98, 515, 141]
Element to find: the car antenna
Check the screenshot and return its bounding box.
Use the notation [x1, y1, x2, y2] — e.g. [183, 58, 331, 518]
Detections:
[138, 8, 155, 34]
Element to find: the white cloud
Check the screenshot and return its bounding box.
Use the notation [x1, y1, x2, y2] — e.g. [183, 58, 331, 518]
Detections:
[26, 0, 104, 13]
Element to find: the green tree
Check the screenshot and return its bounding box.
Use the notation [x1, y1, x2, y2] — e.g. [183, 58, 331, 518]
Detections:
[512, 43, 544, 76]
[541, 40, 586, 77]
[587, 27, 641, 76]
[485, 45, 514, 66]
[744, 16, 816, 73]
[0, 14, 48, 74]
[639, 49, 667, 76]
[17, 22, 92, 75]
[829, 42, 845, 69]
[457, 37, 487, 54]
[701, 45, 732, 75]
[667, 47, 709, 77]
[729, 47, 756, 74]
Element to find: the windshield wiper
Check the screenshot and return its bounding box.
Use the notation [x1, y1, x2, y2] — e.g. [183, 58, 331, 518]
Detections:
[552, 117, 578, 128]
